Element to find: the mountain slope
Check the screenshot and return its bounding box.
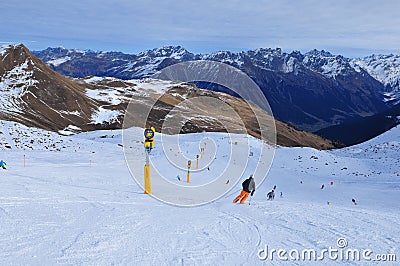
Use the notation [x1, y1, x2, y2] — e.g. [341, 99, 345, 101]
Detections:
[214, 48, 387, 131]
[316, 102, 400, 146]
[1, 45, 334, 149]
[351, 54, 400, 104]
[86, 77, 334, 149]
[0, 44, 98, 131]
[33, 46, 196, 79]
[34, 46, 389, 132]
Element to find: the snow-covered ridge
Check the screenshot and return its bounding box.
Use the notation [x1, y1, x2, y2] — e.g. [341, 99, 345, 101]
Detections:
[34, 45, 398, 105]
[82, 77, 188, 125]
[0, 59, 38, 113]
[351, 54, 400, 86]
[201, 48, 356, 78]
[86, 88, 123, 105]
[21, 45, 397, 134]
[0, 44, 11, 56]
[351, 54, 400, 103]
[83, 76, 185, 100]
[133, 78, 183, 93]
[36, 45, 360, 78]
[34, 45, 400, 91]
[137, 45, 191, 60]
[303, 50, 349, 78]
[91, 107, 121, 124]
[47, 56, 71, 66]
[201, 51, 245, 67]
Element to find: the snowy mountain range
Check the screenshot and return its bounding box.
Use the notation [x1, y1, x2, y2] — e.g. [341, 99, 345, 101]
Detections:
[0, 44, 333, 149]
[2, 44, 399, 146]
[33, 46, 395, 132]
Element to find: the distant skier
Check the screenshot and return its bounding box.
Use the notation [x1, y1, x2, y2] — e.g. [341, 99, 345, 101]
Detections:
[267, 190, 275, 200]
[233, 175, 255, 204]
[273, 185, 277, 190]
[280, 191, 283, 198]
[352, 198, 357, 205]
[0, 160, 6, 169]
[321, 184, 325, 189]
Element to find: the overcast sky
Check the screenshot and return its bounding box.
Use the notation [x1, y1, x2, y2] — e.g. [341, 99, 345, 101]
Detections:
[1, 0, 399, 57]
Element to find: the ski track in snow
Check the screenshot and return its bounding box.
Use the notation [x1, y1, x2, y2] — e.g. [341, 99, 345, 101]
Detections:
[0, 121, 399, 265]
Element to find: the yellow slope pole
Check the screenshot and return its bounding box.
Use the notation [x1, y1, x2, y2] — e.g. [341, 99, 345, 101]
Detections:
[187, 160, 192, 183]
[186, 169, 190, 183]
[144, 165, 151, 194]
[143, 127, 155, 195]
[144, 150, 152, 194]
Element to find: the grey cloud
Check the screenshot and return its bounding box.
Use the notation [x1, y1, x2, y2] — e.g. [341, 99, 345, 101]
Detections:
[1, 0, 399, 56]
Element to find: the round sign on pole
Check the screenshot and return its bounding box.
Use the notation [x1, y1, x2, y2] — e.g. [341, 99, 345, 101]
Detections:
[144, 128, 154, 139]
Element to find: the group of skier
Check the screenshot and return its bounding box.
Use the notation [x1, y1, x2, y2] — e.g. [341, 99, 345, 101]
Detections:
[233, 174, 358, 206]
[233, 175, 277, 204]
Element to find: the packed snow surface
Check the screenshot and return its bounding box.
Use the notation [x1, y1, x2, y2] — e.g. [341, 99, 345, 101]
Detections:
[0, 120, 399, 265]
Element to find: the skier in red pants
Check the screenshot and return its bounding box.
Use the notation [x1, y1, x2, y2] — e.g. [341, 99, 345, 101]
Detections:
[233, 175, 255, 204]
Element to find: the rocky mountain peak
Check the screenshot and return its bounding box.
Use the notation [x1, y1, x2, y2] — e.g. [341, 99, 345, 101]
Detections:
[302, 49, 354, 78]
[0, 44, 98, 131]
[350, 54, 400, 103]
[305, 49, 334, 58]
[138, 45, 193, 60]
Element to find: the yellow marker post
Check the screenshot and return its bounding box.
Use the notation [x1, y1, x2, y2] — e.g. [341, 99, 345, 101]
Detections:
[200, 147, 204, 159]
[187, 160, 192, 183]
[196, 155, 199, 169]
[143, 127, 155, 194]
[144, 163, 152, 194]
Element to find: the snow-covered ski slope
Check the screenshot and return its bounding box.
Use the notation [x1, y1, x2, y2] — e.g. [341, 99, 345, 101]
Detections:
[0, 120, 399, 265]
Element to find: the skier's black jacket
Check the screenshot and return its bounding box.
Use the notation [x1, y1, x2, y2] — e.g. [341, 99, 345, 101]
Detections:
[242, 177, 255, 193]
